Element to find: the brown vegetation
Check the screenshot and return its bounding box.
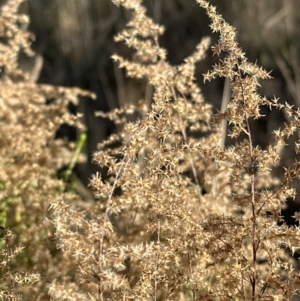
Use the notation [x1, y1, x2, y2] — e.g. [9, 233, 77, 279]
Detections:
[1, 0, 300, 300]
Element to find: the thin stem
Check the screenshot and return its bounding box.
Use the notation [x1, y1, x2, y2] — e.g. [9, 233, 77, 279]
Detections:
[219, 78, 231, 148]
[171, 86, 203, 200]
[153, 28, 202, 200]
[236, 61, 257, 300]
[154, 177, 161, 301]
[99, 156, 127, 299]
[154, 252, 159, 301]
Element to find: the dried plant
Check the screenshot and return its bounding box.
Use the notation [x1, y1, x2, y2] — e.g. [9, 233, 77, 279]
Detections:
[7, 0, 299, 300]
[0, 0, 94, 299]
[0, 229, 40, 301]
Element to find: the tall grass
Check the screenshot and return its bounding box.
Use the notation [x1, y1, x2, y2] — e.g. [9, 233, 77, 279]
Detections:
[1, 0, 300, 300]
[49, 0, 300, 300]
[0, 0, 93, 299]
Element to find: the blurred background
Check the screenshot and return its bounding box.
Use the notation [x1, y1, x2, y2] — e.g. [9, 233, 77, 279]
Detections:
[21, 0, 300, 219]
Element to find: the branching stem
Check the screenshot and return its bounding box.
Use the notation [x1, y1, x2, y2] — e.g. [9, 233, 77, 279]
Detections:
[235, 60, 258, 300]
